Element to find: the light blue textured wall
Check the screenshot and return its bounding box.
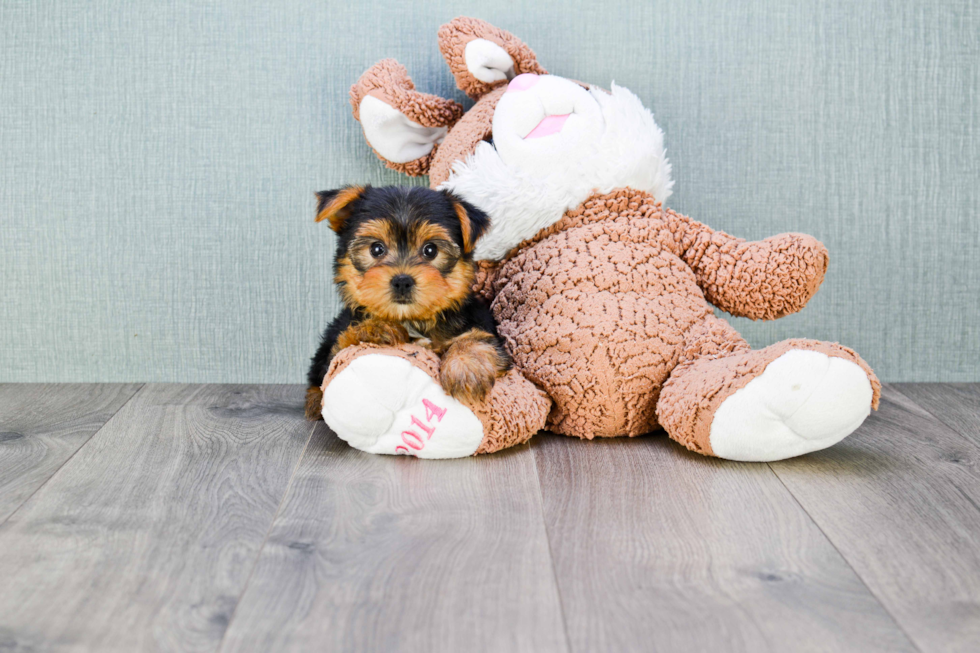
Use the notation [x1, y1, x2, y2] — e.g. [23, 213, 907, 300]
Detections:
[1, 0, 978, 382]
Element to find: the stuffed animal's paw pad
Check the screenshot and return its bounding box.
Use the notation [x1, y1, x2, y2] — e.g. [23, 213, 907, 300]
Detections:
[321, 354, 485, 459]
[709, 349, 873, 461]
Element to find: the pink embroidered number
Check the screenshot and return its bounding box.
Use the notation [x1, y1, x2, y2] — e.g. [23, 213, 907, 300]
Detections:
[394, 398, 447, 456]
[400, 430, 424, 450]
[424, 398, 446, 422]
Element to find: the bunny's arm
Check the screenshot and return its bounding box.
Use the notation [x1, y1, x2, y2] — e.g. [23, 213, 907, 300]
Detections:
[662, 208, 829, 320]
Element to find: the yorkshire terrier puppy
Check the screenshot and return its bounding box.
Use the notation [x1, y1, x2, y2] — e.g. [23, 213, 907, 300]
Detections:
[305, 185, 511, 420]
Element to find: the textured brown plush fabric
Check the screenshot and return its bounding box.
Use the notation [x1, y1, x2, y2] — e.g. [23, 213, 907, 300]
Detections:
[325, 341, 439, 381]
[349, 59, 465, 176]
[658, 337, 881, 455]
[471, 368, 551, 454]
[673, 213, 830, 320]
[428, 86, 506, 189]
[485, 187, 857, 440]
[437, 16, 548, 100]
[472, 260, 501, 303]
[322, 342, 549, 455]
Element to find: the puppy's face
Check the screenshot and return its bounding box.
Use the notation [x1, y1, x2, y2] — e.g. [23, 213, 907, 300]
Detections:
[315, 186, 489, 321]
[340, 214, 468, 321]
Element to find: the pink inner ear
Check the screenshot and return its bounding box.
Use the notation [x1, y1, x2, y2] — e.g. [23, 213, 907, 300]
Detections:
[525, 114, 570, 139]
[507, 73, 539, 92]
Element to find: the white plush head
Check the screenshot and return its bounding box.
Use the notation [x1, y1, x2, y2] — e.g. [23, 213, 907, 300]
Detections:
[351, 19, 673, 261]
[440, 74, 673, 260]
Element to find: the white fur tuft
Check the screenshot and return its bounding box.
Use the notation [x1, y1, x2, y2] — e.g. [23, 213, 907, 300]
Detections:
[440, 83, 673, 261]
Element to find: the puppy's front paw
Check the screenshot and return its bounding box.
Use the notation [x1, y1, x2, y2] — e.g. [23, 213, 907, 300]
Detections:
[441, 356, 497, 406]
[336, 319, 410, 351]
[440, 333, 507, 406]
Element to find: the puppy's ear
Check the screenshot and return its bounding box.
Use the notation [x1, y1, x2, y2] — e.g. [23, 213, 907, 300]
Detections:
[447, 193, 491, 254]
[315, 186, 366, 233]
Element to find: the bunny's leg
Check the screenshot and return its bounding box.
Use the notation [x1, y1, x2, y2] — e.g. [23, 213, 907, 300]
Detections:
[657, 315, 880, 461]
[317, 344, 550, 458]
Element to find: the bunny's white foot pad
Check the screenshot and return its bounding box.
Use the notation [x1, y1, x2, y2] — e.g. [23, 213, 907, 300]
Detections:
[321, 354, 484, 459]
[709, 349, 873, 462]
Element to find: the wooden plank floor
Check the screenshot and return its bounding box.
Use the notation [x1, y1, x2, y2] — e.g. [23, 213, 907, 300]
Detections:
[0, 383, 977, 653]
[0, 383, 142, 523]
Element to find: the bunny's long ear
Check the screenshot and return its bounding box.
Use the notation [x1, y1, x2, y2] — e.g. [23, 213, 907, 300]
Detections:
[438, 17, 548, 100]
[350, 59, 465, 176]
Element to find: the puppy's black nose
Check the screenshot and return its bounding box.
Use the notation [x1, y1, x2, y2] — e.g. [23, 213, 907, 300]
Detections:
[390, 274, 415, 298]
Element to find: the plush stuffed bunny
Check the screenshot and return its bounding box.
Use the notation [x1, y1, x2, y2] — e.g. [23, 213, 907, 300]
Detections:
[317, 17, 880, 461]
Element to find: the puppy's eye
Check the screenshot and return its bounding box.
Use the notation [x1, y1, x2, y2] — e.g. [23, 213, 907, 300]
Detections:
[421, 243, 438, 260]
[369, 242, 386, 259]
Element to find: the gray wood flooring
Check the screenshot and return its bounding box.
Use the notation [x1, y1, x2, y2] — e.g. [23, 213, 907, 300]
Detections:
[0, 383, 977, 653]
